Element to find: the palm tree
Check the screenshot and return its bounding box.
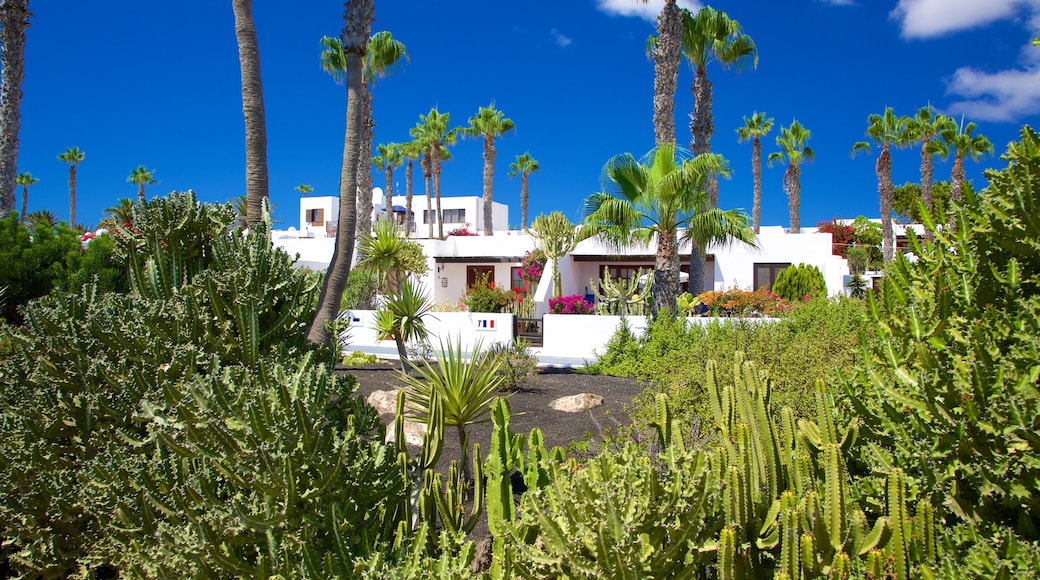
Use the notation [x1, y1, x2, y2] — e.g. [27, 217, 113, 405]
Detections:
[905, 105, 954, 228]
[409, 126, 435, 238]
[528, 211, 587, 298]
[642, 0, 682, 147]
[0, 0, 30, 215]
[373, 141, 402, 220]
[768, 121, 813, 235]
[321, 31, 406, 242]
[57, 147, 84, 228]
[104, 197, 135, 226]
[939, 118, 994, 226]
[583, 144, 739, 315]
[294, 183, 313, 197]
[400, 140, 420, 234]
[736, 112, 774, 233]
[464, 104, 515, 236]
[413, 108, 458, 239]
[681, 6, 757, 209]
[15, 170, 35, 222]
[128, 166, 158, 203]
[25, 209, 55, 230]
[307, 0, 374, 346]
[852, 108, 909, 262]
[231, 0, 269, 228]
[508, 152, 541, 230]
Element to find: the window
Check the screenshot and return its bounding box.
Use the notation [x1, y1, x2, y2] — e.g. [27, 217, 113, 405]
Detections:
[467, 266, 495, 288]
[510, 267, 525, 294]
[423, 210, 432, 225]
[442, 208, 465, 223]
[754, 263, 790, 291]
[306, 208, 324, 226]
[601, 265, 647, 283]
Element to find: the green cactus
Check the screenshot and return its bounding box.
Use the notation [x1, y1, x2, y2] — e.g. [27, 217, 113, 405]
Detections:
[889, 468, 910, 580]
[591, 266, 648, 316]
[719, 526, 739, 580]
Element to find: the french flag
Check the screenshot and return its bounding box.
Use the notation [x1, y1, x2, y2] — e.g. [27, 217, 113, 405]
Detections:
[477, 319, 495, 329]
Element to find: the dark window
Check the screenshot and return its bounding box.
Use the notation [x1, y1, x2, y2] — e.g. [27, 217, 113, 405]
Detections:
[306, 208, 324, 226]
[467, 266, 495, 288]
[442, 208, 466, 223]
[423, 210, 433, 225]
[601, 265, 648, 283]
[510, 267, 525, 294]
[754, 263, 791, 291]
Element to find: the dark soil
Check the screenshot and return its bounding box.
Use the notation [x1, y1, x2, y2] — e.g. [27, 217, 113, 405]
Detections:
[340, 362, 653, 461]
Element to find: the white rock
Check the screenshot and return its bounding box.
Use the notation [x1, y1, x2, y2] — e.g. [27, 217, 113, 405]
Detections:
[384, 419, 428, 448]
[367, 389, 401, 416]
[549, 393, 604, 413]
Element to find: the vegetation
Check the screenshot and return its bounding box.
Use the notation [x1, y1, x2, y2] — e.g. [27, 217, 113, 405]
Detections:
[771, 262, 826, 302]
[852, 107, 908, 263]
[463, 274, 514, 313]
[768, 120, 813, 233]
[737, 111, 773, 233]
[374, 276, 433, 374]
[231, 0, 269, 228]
[127, 165, 157, 203]
[464, 104, 515, 236]
[482, 338, 539, 391]
[57, 146, 84, 229]
[508, 152, 540, 229]
[548, 294, 594, 314]
[528, 211, 586, 298]
[0, 0, 30, 215]
[14, 171, 35, 222]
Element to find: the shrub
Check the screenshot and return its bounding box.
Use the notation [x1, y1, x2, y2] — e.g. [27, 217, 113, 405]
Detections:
[342, 350, 380, 366]
[483, 338, 539, 390]
[463, 274, 513, 313]
[0, 213, 82, 323]
[817, 218, 856, 258]
[548, 294, 594, 314]
[340, 267, 380, 310]
[771, 262, 827, 302]
[696, 286, 789, 317]
[846, 245, 869, 275]
[446, 223, 479, 236]
[843, 126, 1040, 543]
[519, 249, 546, 283]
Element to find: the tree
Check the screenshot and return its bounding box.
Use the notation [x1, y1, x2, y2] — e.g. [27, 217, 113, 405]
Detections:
[583, 144, 739, 315]
[680, 6, 757, 209]
[15, 169, 35, 222]
[893, 180, 964, 223]
[57, 146, 84, 228]
[0, 0, 30, 215]
[320, 31, 406, 243]
[307, 0, 373, 346]
[528, 211, 587, 298]
[231, 0, 269, 228]
[852, 108, 909, 262]
[408, 126, 435, 238]
[464, 104, 515, 236]
[399, 139, 420, 234]
[768, 121, 813, 234]
[642, 0, 682, 147]
[127, 166, 158, 203]
[412, 108, 457, 239]
[508, 152, 540, 230]
[736, 112, 773, 233]
[373, 141, 402, 221]
[905, 105, 954, 238]
[294, 183, 313, 197]
[104, 197, 135, 226]
[939, 118, 993, 227]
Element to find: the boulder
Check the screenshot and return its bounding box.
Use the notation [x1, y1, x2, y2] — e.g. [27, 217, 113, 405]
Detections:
[549, 393, 604, 413]
[367, 389, 401, 416]
[384, 419, 428, 448]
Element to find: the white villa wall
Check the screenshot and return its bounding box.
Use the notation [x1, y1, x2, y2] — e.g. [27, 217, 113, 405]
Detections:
[342, 310, 514, 353]
[298, 196, 338, 238]
[708, 228, 849, 295]
[386, 194, 508, 237]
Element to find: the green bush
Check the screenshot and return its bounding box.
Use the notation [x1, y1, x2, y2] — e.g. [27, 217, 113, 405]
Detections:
[463, 274, 512, 313]
[0, 213, 81, 323]
[0, 193, 403, 577]
[341, 267, 380, 310]
[342, 350, 380, 366]
[771, 262, 827, 302]
[483, 338, 539, 390]
[591, 298, 870, 423]
[844, 126, 1040, 544]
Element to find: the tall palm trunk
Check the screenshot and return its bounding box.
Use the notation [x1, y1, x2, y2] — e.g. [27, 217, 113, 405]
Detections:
[687, 64, 715, 296]
[949, 155, 965, 230]
[785, 163, 801, 234]
[404, 158, 414, 234]
[0, 0, 29, 215]
[520, 172, 529, 230]
[653, 227, 680, 315]
[433, 142, 444, 239]
[421, 154, 432, 238]
[920, 139, 934, 241]
[137, 183, 145, 204]
[356, 82, 374, 245]
[232, 0, 269, 228]
[482, 133, 495, 235]
[383, 164, 393, 222]
[307, 0, 372, 345]
[20, 182, 27, 222]
[751, 136, 762, 233]
[652, 0, 681, 147]
[68, 165, 77, 228]
[878, 146, 894, 262]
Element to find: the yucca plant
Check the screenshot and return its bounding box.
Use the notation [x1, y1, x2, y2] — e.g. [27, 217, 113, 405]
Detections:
[375, 276, 434, 374]
[402, 337, 506, 480]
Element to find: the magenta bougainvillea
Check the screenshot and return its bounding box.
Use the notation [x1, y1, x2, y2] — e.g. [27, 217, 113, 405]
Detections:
[548, 294, 594, 314]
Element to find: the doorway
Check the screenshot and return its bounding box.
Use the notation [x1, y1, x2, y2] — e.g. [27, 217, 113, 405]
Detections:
[466, 265, 495, 288]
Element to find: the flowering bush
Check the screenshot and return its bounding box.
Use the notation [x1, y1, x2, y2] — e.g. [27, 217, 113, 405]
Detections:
[816, 219, 855, 258]
[464, 275, 513, 312]
[696, 287, 790, 317]
[447, 223, 480, 236]
[549, 294, 594, 315]
[519, 249, 546, 282]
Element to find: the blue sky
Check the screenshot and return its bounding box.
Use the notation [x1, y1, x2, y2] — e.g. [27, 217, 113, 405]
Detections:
[14, 0, 1040, 230]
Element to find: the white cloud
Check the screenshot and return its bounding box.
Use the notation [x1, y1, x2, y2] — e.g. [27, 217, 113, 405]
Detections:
[595, 0, 702, 23]
[945, 65, 1040, 121]
[818, 0, 855, 5]
[890, 0, 1038, 38]
[551, 28, 573, 47]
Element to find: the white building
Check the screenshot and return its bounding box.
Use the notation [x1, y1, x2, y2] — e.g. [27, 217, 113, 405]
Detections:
[273, 190, 862, 311]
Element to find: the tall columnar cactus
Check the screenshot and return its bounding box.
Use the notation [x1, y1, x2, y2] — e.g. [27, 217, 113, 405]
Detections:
[591, 266, 648, 316]
[889, 468, 910, 580]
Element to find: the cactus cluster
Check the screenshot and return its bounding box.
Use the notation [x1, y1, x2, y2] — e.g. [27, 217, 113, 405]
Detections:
[591, 266, 649, 316]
